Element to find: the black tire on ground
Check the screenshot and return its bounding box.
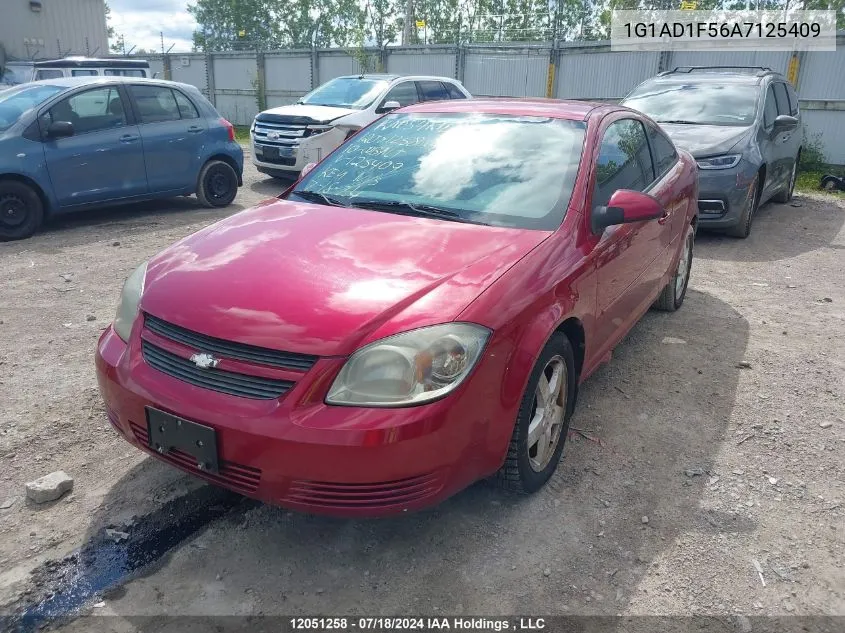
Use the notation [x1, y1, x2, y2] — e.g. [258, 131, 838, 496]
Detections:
[496, 332, 576, 494]
[0, 180, 44, 242]
[653, 223, 695, 312]
[726, 174, 760, 238]
[772, 156, 798, 203]
[196, 160, 239, 208]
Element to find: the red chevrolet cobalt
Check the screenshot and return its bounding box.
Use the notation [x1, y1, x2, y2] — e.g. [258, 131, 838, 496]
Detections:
[96, 99, 698, 516]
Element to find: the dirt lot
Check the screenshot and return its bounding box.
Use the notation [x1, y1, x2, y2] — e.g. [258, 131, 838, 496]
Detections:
[0, 161, 843, 630]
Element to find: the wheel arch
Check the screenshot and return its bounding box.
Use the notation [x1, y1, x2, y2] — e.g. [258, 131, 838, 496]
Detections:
[0, 173, 52, 215]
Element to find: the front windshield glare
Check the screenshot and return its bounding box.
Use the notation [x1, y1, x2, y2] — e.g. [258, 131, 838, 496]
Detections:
[292, 113, 587, 230]
[300, 77, 388, 109]
[625, 82, 759, 126]
[0, 84, 64, 132]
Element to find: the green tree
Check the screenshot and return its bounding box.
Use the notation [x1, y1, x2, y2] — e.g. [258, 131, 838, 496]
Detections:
[188, 0, 284, 51]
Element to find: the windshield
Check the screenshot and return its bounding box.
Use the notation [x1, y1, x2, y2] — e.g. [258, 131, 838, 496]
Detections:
[0, 83, 64, 132]
[624, 82, 760, 126]
[291, 113, 587, 230]
[1, 65, 28, 86]
[299, 77, 388, 109]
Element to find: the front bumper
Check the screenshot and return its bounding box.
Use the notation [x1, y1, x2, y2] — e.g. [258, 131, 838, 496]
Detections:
[250, 128, 345, 175]
[695, 162, 757, 229]
[95, 325, 512, 517]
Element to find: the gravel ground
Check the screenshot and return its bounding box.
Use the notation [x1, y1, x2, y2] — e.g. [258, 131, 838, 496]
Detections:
[0, 161, 843, 628]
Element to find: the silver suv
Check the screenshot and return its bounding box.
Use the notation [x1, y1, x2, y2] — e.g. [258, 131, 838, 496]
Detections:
[623, 66, 802, 238]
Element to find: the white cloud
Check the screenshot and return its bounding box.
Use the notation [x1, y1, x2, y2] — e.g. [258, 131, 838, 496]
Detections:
[109, 0, 196, 53]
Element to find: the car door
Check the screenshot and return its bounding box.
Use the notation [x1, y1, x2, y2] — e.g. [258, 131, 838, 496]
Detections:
[758, 83, 784, 198]
[774, 81, 802, 181]
[41, 85, 148, 207]
[644, 121, 684, 270]
[587, 116, 662, 353]
[127, 84, 207, 193]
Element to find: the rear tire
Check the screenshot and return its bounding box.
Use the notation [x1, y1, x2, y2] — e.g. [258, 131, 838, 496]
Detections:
[654, 223, 694, 312]
[196, 160, 238, 208]
[0, 180, 44, 241]
[726, 174, 760, 238]
[496, 333, 576, 494]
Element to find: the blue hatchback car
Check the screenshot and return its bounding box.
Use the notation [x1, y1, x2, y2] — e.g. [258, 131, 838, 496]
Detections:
[0, 76, 244, 240]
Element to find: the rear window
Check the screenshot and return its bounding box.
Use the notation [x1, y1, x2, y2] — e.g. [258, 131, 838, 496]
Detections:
[445, 82, 467, 99]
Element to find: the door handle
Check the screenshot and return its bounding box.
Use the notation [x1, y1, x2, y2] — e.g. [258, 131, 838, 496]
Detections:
[188, 126, 204, 134]
[658, 209, 671, 225]
[119, 134, 138, 143]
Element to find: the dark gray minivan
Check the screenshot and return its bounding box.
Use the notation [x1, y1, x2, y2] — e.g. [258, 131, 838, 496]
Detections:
[623, 66, 802, 238]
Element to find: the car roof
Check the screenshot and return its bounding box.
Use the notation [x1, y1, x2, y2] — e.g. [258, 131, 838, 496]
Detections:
[336, 74, 464, 84]
[21, 76, 196, 91]
[9, 58, 149, 69]
[399, 98, 611, 121]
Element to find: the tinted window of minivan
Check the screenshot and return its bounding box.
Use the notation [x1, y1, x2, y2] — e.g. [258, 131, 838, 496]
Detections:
[772, 83, 790, 115]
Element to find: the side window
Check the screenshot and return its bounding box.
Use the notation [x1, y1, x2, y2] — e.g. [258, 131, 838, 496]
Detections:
[444, 82, 467, 100]
[105, 69, 146, 77]
[772, 83, 790, 116]
[593, 119, 655, 209]
[785, 83, 799, 116]
[35, 69, 64, 80]
[646, 124, 678, 180]
[418, 80, 450, 102]
[381, 81, 419, 108]
[46, 86, 127, 134]
[763, 86, 778, 128]
[130, 84, 181, 123]
[71, 69, 98, 77]
[172, 90, 200, 119]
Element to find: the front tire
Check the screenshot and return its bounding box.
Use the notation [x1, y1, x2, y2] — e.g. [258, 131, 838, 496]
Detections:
[496, 333, 576, 494]
[196, 160, 238, 208]
[727, 174, 760, 238]
[0, 180, 44, 241]
[654, 222, 694, 312]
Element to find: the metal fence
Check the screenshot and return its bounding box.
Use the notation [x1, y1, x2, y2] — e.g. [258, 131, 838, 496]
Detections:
[139, 34, 845, 164]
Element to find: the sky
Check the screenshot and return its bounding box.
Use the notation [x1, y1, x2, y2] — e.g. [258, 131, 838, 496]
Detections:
[109, 0, 197, 53]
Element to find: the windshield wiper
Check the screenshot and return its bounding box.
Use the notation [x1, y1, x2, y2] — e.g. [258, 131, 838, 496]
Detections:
[655, 119, 699, 125]
[292, 190, 348, 207]
[349, 198, 483, 224]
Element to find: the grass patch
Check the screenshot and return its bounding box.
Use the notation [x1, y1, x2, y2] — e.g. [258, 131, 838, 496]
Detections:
[234, 125, 251, 144]
[795, 169, 845, 198]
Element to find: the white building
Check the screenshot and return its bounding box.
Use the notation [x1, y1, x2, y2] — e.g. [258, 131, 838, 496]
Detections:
[0, 0, 109, 60]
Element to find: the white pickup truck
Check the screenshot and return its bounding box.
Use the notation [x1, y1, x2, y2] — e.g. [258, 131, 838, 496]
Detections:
[249, 74, 472, 178]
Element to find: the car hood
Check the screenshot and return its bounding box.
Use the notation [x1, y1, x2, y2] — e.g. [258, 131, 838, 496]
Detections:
[658, 123, 752, 158]
[140, 200, 548, 357]
[258, 103, 360, 124]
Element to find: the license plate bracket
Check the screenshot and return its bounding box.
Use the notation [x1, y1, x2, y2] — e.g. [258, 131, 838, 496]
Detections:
[146, 408, 219, 474]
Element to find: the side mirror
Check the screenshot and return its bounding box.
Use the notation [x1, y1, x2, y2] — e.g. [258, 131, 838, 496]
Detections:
[46, 121, 74, 139]
[772, 114, 798, 133]
[377, 100, 401, 114]
[592, 189, 664, 234]
[301, 162, 317, 177]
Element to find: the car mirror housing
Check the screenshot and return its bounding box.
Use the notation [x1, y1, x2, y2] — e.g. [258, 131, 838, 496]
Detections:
[592, 189, 664, 234]
[377, 100, 401, 114]
[772, 114, 799, 134]
[46, 121, 74, 139]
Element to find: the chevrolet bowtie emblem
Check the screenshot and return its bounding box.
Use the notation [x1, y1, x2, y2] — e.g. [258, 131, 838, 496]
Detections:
[190, 353, 220, 369]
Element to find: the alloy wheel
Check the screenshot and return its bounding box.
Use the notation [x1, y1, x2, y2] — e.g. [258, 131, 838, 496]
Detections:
[526, 356, 568, 472]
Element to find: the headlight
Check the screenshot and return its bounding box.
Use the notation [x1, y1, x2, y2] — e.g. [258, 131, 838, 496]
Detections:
[326, 323, 491, 407]
[696, 154, 741, 170]
[113, 262, 147, 342]
[306, 124, 334, 135]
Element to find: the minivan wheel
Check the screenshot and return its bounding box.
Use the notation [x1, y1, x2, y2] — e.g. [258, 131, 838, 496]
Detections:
[0, 181, 44, 241]
[496, 333, 576, 494]
[772, 159, 798, 203]
[197, 160, 238, 208]
[727, 175, 760, 238]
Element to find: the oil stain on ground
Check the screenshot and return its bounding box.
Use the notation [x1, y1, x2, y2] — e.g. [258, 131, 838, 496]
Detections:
[1, 485, 254, 633]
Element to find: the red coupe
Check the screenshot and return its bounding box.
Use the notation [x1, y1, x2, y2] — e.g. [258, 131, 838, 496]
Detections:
[96, 99, 698, 516]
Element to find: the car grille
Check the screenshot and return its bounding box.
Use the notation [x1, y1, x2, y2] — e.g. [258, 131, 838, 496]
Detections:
[145, 314, 317, 371]
[285, 473, 443, 510]
[130, 422, 261, 493]
[253, 113, 316, 149]
[142, 340, 294, 400]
